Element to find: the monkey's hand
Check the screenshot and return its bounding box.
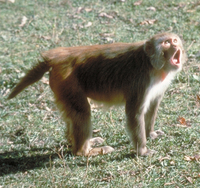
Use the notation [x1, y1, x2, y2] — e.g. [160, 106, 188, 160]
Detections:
[150, 130, 165, 140]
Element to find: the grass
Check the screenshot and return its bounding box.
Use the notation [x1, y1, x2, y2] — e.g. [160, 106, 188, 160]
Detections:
[0, 0, 200, 187]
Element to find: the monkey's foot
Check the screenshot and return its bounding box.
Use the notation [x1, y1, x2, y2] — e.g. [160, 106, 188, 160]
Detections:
[133, 148, 156, 156]
[142, 149, 157, 156]
[150, 130, 165, 140]
[88, 146, 114, 156]
[89, 137, 105, 146]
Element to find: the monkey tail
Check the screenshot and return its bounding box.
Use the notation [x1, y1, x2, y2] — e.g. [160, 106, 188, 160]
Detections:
[8, 61, 50, 99]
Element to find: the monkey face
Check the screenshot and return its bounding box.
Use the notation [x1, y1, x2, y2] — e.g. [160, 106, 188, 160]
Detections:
[161, 36, 183, 69]
[144, 33, 185, 71]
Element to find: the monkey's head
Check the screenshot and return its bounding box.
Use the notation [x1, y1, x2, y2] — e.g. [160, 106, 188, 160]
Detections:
[144, 33, 186, 71]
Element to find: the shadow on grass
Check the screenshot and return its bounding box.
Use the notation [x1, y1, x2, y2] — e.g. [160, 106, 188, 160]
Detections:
[0, 143, 137, 176]
[0, 147, 72, 176]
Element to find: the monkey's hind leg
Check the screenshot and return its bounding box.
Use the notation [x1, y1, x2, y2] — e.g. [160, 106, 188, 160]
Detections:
[56, 89, 114, 156]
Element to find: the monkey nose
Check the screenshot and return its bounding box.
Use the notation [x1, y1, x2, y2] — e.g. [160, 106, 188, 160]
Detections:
[172, 42, 177, 47]
[172, 44, 177, 48]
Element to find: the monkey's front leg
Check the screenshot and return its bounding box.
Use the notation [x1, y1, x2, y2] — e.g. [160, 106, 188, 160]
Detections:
[145, 98, 165, 140]
[125, 102, 151, 156]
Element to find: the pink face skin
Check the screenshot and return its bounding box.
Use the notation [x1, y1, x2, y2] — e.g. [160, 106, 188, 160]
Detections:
[161, 37, 182, 68]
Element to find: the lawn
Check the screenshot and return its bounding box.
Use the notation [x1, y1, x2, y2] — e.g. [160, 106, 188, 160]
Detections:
[0, 0, 200, 187]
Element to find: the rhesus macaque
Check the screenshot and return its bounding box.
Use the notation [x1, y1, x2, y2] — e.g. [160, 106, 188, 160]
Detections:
[8, 33, 186, 156]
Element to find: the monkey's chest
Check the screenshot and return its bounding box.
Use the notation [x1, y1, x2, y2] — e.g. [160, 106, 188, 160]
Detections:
[143, 77, 172, 114]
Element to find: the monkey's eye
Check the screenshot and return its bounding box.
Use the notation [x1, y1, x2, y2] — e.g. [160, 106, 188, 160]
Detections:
[173, 39, 178, 43]
[164, 40, 170, 44]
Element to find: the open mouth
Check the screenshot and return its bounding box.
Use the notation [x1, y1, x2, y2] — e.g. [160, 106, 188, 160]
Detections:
[171, 49, 181, 66]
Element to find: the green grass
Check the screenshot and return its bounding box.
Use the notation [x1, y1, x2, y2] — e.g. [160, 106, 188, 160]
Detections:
[0, 0, 200, 187]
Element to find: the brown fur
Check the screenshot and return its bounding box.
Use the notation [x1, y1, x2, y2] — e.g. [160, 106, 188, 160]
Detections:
[8, 33, 186, 156]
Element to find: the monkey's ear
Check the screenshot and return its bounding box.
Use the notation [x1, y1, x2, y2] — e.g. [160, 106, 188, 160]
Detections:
[144, 40, 154, 56]
[144, 40, 165, 70]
